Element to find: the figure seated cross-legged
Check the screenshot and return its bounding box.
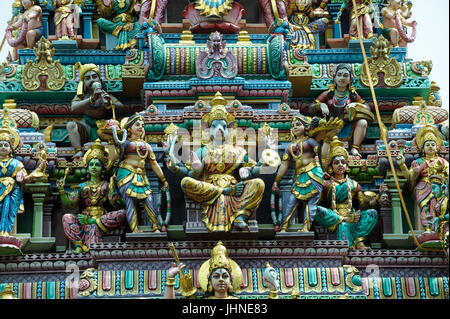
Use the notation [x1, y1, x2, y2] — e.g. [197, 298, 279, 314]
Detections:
[315, 137, 378, 250]
[59, 140, 126, 253]
[68, 62, 124, 159]
[166, 93, 266, 232]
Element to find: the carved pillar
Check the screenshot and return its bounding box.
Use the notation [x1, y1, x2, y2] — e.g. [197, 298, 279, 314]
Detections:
[42, 11, 50, 38]
[25, 183, 51, 238]
[42, 199, 56, 237]
[384, 177, 407, 234]
[329, 5, 342, 38]
[82, 12, 93, 39]
[380, 206, 392, 234]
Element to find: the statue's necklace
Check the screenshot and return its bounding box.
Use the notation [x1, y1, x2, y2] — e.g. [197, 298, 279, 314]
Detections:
[134, 139, 149, 159]
[0, 158, 13, 175]
[87, 181, 103, 205]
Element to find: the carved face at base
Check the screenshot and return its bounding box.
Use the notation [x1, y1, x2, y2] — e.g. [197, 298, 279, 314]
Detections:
[0, 141, 11, 158]
[332, 155, 348, 176]
[209, 268, 232, 294]
[210, 120, 228, 143]
[83, 70, 101, 94]
[88, 158, 103, 179]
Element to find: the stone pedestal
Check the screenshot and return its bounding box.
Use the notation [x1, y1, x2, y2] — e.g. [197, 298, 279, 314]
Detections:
[184, 198, 259, 240]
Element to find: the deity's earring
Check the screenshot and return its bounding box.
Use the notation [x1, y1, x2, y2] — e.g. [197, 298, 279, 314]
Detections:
[327, 167, 333, 174]
[207, 284, 213, 293]
[346, 167, 350, 173]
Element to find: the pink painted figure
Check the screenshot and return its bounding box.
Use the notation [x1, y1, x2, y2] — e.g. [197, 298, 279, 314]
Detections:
[58, 140, 126, 253]
[335, 0, 374, 39]
[381, 0, 417, 47]
[6, 0, 43, 49]
[52, 0, 81, 39]
[398, 125, 449, 233]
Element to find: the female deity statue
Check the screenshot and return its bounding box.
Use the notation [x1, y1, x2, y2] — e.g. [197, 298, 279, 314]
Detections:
[272, 115, 342, 232]
[166, 93, 266, 232]
[58, 140, 126, 253]
[0, 113, 47, 238]
[314, 137, 378, 250]
[95, 0, 140, 50]
[398, 125, 449, 233]
[164, 241, 279, 299]
[314, 63, 374, 157]
[112, 114, 169, 233]
[335, 0, 374, 39]
[381, 0, 417, 47]
[429, 164, 449, 259]
[6, 0, 43, 49]
[50, 0, 81, 39]
[286, 0, 329, 50]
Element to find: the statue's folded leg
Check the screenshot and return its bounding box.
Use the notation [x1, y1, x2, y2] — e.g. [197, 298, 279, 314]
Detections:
[181, 177, 223, 205]
[62, 213, 83, 242]
[348, 209, 378, 247]
[99, 209, 126, 230]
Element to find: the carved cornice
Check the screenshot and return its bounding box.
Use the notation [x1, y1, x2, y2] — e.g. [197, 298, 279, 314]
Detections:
[88, 240, 350, 262]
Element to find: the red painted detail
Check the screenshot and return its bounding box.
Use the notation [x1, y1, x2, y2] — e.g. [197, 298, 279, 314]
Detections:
[149, 270, 157, 290]
[103, 271, 111, 291]
[284, 268, 294, 288]
[330, 268, 340, 286]
[405, 277, 416, 297]
[70, 285, 77, 299]
[24, 282, 32, 299]
[193, 269, 201, 289]
[241, 269, 248, 288]
[361, 277, 369, 295]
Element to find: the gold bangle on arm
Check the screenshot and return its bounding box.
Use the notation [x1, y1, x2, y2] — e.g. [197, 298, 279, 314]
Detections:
[166, 277, 175, 287]
[274, 175, 283, 183]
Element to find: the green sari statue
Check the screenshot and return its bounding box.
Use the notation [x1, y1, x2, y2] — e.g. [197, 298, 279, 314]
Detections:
[96, 0, 140, 50]
[314, 137, 378, 250]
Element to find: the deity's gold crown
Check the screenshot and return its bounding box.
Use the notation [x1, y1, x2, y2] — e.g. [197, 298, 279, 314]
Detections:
[208, 241, 233, 274]
[202, 92, 235, 126]
[415, 125, 442, 150]
[327, 136, 349, 167]
[0, 110, 20, 149]
[83, 139, 109, 168]
[12, 0, 22, 8]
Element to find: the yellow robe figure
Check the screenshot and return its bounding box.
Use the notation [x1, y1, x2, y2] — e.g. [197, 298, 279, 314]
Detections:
[181, 144, 264, 232]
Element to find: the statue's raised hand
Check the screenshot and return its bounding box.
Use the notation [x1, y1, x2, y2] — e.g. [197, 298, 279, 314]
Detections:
[167, 262, 185, 278]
